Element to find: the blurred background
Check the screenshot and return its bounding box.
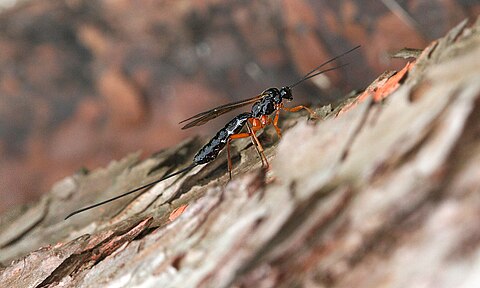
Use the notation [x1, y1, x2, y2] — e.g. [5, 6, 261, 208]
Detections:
[0, 0, 478, 213]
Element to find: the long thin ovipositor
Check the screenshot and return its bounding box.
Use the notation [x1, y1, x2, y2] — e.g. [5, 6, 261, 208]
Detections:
[64, 163, 197, 220]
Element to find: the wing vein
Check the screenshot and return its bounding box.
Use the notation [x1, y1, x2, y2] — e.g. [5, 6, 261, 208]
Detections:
[179, 94, 264, 129]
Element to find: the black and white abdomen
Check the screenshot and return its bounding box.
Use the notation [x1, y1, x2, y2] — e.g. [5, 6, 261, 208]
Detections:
[193, 112, 252, 165]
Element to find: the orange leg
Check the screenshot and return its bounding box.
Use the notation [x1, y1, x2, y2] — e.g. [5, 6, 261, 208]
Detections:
[282, 105, 318, 119]
[249, 118, 270, 168]
[272, 110, 282, 138]
[260, 114, 282, 139]
[227, 132, 251, 179]
[226, 122, 269, 179]
[250, 118, 263, 132]
[247, 123, 269, 170]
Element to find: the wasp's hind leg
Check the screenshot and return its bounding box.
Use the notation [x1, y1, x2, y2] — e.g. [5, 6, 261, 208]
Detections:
[246, 124, 269, 170]
[226, 132, 252, 179]
[226, 125, 269, 179]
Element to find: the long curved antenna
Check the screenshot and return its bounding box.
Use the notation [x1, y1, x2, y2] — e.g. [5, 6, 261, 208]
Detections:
[290, 63, 350, 88]
[289, 45, 361, 88]
[65, 163, 198, 220]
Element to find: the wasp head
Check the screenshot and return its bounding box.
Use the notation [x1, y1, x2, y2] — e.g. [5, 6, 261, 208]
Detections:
[279, 86, 293, 101]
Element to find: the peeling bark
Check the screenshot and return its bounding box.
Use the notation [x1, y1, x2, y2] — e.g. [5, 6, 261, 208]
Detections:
[1, 18, 480, 288]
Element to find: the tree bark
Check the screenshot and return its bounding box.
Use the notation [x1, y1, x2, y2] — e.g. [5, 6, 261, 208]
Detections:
[1, 0, 478, 214]
[1, 17, 480, 288]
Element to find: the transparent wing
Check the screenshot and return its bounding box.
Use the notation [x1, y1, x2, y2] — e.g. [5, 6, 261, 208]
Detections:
[179, 94, 265, 129]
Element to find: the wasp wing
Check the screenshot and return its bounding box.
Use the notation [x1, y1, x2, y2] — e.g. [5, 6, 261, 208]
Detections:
[179, 94, 265, 129]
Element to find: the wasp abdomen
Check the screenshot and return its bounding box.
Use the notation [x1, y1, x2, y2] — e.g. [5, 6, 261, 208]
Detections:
[194, 112, 252, 164]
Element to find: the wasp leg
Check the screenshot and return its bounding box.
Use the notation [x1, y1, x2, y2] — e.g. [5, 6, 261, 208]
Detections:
[271, 110, 282, 138]
[247, 124, 269, 170]
[249, 118, 266, 160]
[226, 119, 268, 179]
[283, 105, 318, 119]
[227, 132, 252, 179]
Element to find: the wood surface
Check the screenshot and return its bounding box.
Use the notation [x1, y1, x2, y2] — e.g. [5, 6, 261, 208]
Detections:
[1, 13, 480, 288]
[1, 0, 478, 212]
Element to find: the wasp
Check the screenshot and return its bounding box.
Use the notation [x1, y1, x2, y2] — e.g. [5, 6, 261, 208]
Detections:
[65, 45, 360, 219]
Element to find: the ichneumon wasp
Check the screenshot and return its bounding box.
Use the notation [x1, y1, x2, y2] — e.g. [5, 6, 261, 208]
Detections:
[65, 45, 360, 219]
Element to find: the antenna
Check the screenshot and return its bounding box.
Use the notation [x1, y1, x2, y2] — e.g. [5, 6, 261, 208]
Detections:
[290, 63, 350, 88]
[289, 45, 361, 88]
